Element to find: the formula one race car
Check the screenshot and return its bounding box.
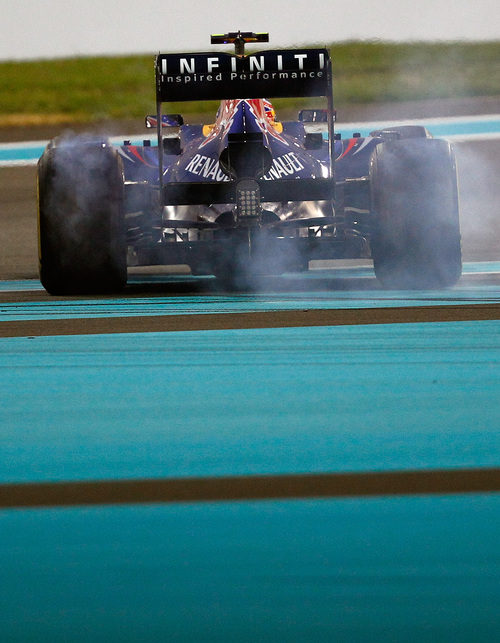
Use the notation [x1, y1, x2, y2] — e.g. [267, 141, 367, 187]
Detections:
[37, 31, 462, 294]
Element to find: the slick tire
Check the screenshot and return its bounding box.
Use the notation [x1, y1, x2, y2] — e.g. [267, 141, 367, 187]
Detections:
[38, 140, 127, 295]
[370, 138, 462, 289]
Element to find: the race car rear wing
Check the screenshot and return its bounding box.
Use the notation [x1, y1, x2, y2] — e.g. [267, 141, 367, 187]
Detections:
[155, 47, 335, 193]
[156, 49, 331, 101]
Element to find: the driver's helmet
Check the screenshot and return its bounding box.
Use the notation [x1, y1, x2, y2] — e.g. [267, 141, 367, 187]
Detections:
[213, 98, 276, 122]
[263, 98, 276, 124]
[205, 99, 279, 138]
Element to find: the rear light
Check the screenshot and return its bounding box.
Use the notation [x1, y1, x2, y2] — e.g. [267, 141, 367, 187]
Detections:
[236, 179, 261, 218]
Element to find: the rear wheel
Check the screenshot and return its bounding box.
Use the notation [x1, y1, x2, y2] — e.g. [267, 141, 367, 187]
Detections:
[370, 138, 462, 289]
[38, 140, 127, 295]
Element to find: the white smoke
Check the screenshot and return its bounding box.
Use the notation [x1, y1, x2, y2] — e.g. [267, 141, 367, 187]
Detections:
[454, 140, 500, 262]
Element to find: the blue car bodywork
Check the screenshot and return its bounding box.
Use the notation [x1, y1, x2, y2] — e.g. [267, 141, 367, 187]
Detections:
[118, 42, 381, 277]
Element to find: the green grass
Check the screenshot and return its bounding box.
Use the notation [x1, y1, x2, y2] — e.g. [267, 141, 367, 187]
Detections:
[1, 41, 499, 123]
[329, 41, 500, 103]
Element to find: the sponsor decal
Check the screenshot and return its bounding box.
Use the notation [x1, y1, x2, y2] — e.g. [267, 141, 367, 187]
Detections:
[161, 51, 325, 74]
[161, 70, 324, 85]
[184, 154, 229, 181]
[184, 151, 305, 182]
[158, 50, 326, 86]
[156, 49, 329, 101]
[262, 152, 305, 180]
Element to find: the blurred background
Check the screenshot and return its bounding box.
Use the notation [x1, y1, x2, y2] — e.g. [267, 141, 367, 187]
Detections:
[1, 0, 499, 60]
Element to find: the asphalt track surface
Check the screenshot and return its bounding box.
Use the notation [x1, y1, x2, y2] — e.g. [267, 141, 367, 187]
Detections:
[1, 100, 499, 641]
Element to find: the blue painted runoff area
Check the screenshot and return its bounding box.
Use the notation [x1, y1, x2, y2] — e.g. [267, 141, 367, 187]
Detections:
[1, 263, 500, 322]
[1, 321, 499, 483]
[1, 494, 499, 642]
[0, 144, 43, 166]
[0, 279, 44, 292]
[2, 284, 500, 320]
[336, 114, 500, 140]
[1, 319, 499, 641]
